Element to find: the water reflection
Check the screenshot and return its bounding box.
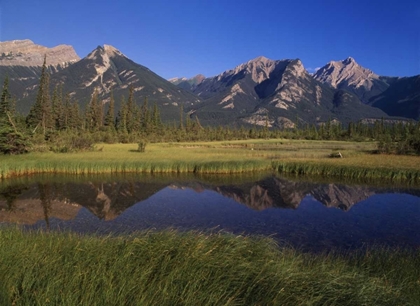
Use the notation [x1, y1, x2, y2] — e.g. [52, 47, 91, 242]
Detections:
[0, 174, 419, 252]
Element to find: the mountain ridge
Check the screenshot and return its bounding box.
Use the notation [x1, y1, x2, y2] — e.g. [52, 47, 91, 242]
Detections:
[0, 39, 80, 68]
[187, 56, 390, 126]
[313, 57, 419, 119]
[1, 39, 418, 124]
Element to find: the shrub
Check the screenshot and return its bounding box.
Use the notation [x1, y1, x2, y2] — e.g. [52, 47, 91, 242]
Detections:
[137, 140, 147, 152]
[0, 126, 31, 155]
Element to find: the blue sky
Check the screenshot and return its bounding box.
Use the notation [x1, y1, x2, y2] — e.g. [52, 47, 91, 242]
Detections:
[1, 0, 419, 79]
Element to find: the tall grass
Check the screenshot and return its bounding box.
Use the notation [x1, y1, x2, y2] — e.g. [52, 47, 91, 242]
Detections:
[1, 140, 419, 182]
[0, 228, 418, 305]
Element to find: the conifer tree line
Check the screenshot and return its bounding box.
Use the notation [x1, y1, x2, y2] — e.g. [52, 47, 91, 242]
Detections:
[0, 56, 419, 155]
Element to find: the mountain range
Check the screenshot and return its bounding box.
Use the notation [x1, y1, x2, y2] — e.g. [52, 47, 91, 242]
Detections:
[1, 39, 418, 126]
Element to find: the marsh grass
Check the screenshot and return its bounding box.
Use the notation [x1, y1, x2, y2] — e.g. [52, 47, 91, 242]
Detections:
[1, 140, 419, 182]
[0, 228, 418, 305]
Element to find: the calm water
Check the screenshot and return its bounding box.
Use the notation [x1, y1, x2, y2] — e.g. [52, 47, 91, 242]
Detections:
[1, 173, 419, 252]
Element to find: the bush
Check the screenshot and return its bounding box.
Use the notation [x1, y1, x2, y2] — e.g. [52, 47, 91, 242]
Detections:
[48, 133, 95, 153]
[0, 126, 31, 155]
[71, 135, 95, 151]
[137, 140, 147, 152]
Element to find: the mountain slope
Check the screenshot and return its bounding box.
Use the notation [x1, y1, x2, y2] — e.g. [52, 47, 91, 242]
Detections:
[2, 39, 416, 124]
[0, 39, 80, 106]
[369, 75, 420, 120]
[313, 57, 419, 119]
[11, 44, 201, 120]
[0, 39, 79, 68]
[187, 56, 388, 126]
[168, 74, 205, 91]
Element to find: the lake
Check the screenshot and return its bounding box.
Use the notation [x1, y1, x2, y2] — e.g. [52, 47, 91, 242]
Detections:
[1, 173, 419, 252]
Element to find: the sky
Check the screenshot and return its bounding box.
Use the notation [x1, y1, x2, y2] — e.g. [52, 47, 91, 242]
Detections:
[0, 0, 419, 79]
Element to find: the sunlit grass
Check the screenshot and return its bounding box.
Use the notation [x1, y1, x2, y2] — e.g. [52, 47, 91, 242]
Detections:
[0, 228, 418, 305]
[0, 140, 419, 182]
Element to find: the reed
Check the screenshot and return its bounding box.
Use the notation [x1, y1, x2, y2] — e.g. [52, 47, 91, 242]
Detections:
[0, 228, 418, 305]
[1, 140, 419, 182]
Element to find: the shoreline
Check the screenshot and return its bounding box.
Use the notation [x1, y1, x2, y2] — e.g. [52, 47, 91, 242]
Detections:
[1, 140, 419, 182]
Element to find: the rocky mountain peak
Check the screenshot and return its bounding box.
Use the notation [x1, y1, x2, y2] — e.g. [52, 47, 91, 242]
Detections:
[248, 56, 271, 64]
[343, 56, 355, 65]
[0, 39, 80, 67]
[313, 57, 379, 89]
[193, 74, 206, 83]
[224, 56, 280, 84]
[287, 59, 306, 77]
[103, 44, 124, 57]
[86, 45, 124, 60]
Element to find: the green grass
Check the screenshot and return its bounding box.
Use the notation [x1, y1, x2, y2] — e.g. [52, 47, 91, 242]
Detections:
[0, 228, 419, 305]
[1, 139, 419, 182]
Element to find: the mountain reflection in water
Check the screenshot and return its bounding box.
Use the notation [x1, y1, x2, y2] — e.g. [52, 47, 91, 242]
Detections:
[1, 175, 419, 252]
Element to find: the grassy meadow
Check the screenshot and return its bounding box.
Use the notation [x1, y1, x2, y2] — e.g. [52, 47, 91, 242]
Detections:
[1, 139, 419, 182]
[1, 140, 419, 305]
[0, 228, 419, 306]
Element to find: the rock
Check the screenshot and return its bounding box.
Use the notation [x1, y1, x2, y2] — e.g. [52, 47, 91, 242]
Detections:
[0, 39, 80, 67]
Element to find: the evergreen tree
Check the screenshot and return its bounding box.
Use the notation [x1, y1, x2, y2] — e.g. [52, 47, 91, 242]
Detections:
[85, 89, 101, 132]
[104, 89, 115, 131]
[141, 96, 150, 131]
[116, 96, 128, 134]
[63, 93, 71, 130]
[131, 104, 141, 133]
[126, 86, 137, 133]
[185, 112, 192, 132]
[347, 122, 354, 139]
[179, 104, 184, 130]
[51, 84, 64, 130]
[69, 100, 82, 130]
[0, 77, 30, 154]
[263, 115, 269, 139]
[152, 103, 162, 130]
[0, 76, 11, 115]
[26, 55, 52, 135]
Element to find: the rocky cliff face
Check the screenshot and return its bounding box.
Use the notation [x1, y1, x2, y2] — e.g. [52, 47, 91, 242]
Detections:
[2, 39, 417, 123]
[0, 39, 80, 68]
[313, 57, 381, 90]
[45, 44, 201, 120]
[313, 57, 419, 119]
[3, 43, 200, 117]
[188, 56, 387, 127]
[0, 40, 81, 108]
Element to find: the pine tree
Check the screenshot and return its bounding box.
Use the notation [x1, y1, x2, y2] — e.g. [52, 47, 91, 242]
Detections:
[179, 104, 184, 130]
[0, 76, 11, 115]
[263, 114, 269, 139]
[85, 89, 101, 132]
[63, 93, 71, 130]
[0, 77, 30, 154]
[126, 86, 137, 133]
[26, 55, 52, 135]
[69, 100, 82, 130]
[104, 89, 115, 131]
[152, 103, 162, 130]
[131, 104, 141, 133]
[116, 96, 128, 134]
[141, 96, 150, 131]
[51, 84, 64, 130]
